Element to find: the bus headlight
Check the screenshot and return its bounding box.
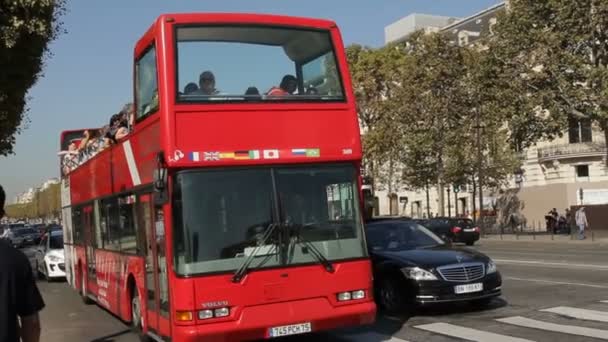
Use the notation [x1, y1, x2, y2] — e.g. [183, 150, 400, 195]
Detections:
[337, 290, 366, 301]
[198, 307, 230, 320]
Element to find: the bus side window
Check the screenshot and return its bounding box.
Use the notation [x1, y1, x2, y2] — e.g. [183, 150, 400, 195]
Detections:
[101, 197, 121, 251]
[118, 194, 137, 254]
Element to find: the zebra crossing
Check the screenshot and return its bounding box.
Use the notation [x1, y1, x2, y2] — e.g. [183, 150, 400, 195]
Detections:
[339, 300, 608, 341]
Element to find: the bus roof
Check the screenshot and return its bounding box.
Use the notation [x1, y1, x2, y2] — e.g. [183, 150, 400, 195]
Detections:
[157, 13, 337, 29]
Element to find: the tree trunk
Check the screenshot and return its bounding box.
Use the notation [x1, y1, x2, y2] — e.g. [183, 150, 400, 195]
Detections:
[437, 156, 445, 217]
[425, 181, 431, 218]
[471, 175, 477, 224]
[602, 120, 608, 167]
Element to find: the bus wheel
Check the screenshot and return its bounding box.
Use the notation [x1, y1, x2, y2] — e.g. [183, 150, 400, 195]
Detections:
[81, 268, 94, 305]
[131, 288, 151, 342]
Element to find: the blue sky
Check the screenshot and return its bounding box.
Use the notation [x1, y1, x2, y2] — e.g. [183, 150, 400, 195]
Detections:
[0, 0, 501, 202]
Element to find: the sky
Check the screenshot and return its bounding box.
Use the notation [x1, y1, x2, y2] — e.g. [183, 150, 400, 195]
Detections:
[0, 0, 502, 202]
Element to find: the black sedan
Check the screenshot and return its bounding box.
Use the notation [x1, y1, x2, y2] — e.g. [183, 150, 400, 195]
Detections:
[365, 219, 501, 313]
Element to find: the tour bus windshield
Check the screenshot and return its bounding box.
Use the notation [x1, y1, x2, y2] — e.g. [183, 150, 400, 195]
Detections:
[172, 164, 366, 276]
[175, 25, 345, 103]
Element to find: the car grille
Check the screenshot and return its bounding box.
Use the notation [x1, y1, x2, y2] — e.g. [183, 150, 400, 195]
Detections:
[58, 263, 65, 271]
[437, 262, 485, 282]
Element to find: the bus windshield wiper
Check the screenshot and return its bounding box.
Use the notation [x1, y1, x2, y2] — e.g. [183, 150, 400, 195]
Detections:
[232, 223, 278, 283]
[288, 223, 335, 273]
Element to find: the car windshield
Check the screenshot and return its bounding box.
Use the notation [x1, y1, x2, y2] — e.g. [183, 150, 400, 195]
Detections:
[366, 221, 445, 251]
[15, 228, 36, 236]
[174, 25, 344, 104]
[172, 164, 366, 275]
[456, 219, 474, 228]
[49, 235, 64, 249]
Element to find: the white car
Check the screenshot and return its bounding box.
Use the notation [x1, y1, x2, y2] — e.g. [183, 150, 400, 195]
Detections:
[35, 230, 66, 281]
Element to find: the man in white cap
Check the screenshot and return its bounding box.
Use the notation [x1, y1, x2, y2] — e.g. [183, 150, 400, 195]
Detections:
[575, 206, 588, 240]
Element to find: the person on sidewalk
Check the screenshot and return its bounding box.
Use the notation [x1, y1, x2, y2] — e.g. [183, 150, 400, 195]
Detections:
[0, 184, 45, 342]
[575, 207, 588, 240]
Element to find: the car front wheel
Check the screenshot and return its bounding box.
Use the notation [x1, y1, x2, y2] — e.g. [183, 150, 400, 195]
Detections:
[377, 276, 406, 314]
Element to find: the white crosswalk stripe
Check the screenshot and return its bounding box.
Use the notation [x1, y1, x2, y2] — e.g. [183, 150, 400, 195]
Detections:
[601, 300, 608, 303]
[497, 316, 608, 340]
[342, 332, 410, 342]
[414, 322, 535, 342]
[541, 306, 608, 323]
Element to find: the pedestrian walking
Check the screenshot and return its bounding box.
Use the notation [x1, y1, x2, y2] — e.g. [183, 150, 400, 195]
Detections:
[575, 206, 588, 240]
[0, 184, 45, 342]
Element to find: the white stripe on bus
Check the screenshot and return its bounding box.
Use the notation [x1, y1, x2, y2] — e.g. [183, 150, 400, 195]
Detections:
[415, 322, 534, 342]
[122, 140, 141, 186]
[497, 316, 608, 340]
[541, 306, 608, 323]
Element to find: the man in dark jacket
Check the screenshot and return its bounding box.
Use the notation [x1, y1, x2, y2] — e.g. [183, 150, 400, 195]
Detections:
[0, 184, 45, 342]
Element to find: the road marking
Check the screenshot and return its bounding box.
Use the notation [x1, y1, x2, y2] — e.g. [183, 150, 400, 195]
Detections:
[493, 259, 608, 270]
[415, 322, 534, 342]
[602, 300, 608, 303]
[541, 306, 608, 322]
[342, 332, 410, 342]
[504, 276, 608, 289]
[497, 316, 608, 340]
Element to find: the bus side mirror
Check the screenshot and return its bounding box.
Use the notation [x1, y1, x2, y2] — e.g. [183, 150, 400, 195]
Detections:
[153, 168, 169, 206]
[362, 189, 375, 221]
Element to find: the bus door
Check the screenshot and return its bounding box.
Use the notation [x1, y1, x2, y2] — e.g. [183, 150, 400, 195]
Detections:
[138, 194, 172, 337]
[83, 205, 98, 295]
[137, 194, 159, 334]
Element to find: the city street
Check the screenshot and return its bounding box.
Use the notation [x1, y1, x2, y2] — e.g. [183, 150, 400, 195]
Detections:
[29, 239, 608, 342]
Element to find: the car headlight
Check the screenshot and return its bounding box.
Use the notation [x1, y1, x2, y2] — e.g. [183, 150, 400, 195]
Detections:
[47, 255, 62, 263]
[487, 260, 497, 274]
[401, 267, 438, 281]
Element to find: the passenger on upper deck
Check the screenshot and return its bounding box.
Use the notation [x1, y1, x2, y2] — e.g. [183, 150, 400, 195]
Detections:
[267, 75, 298, 96]
[184, 82, 199, 95]
[193, 71, 220, 95]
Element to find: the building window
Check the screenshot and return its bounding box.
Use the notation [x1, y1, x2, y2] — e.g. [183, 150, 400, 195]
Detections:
[568, 117, 592, 143]
[576, 165, 589, 178]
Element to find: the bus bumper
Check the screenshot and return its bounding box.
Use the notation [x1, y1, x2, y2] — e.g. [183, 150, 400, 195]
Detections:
[172, 299, 376, 341]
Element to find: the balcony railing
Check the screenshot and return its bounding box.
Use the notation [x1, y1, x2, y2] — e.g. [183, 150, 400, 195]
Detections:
[537, 141, 607, 162]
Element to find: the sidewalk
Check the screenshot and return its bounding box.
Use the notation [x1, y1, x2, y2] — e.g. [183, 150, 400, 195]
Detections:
[481, 233, 608, 244]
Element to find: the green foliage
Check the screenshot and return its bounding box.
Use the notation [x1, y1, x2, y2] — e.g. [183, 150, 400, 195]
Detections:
[346, 44, 408, 193]
[0, 0, 67, 155]
[490, 0, 608, 156]
[348, 30, 522, 210]
[5, 183, 60, 220]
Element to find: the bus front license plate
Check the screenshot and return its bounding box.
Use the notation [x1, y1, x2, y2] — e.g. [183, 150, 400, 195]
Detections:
[269, 322, 312, 337]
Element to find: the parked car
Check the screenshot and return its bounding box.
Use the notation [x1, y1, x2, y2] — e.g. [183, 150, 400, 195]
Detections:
[416, 217, 480, 245]
[365, 218, 501, 313]
[2, 223, 27, 247]
[14, 227, 39, 247]
[35, 230, 66, 281]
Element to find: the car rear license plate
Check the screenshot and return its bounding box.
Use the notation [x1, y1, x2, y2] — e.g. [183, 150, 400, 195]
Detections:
[455, 283, 483, 294]
[464, 228, 475, 232]
[268, 322, 312, 338]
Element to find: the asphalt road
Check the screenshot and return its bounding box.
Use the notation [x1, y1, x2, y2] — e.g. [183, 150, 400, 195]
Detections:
[26, 239, 608, 342]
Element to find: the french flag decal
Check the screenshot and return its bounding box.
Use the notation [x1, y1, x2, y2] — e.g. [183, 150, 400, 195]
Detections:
[189, 152, 200, 161]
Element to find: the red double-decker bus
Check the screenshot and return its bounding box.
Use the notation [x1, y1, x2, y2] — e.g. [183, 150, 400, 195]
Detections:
[60, 13, 375, 341]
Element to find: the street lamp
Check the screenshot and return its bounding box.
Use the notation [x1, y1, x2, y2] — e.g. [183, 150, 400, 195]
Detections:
[446, 187, 451, 217]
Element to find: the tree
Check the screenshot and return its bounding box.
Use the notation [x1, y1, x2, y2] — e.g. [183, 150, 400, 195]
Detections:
[0, 0, 66, 155]
[346, 44, 408, 196]
[490, 0, 608, 163]
[397, 31, 472, 216]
